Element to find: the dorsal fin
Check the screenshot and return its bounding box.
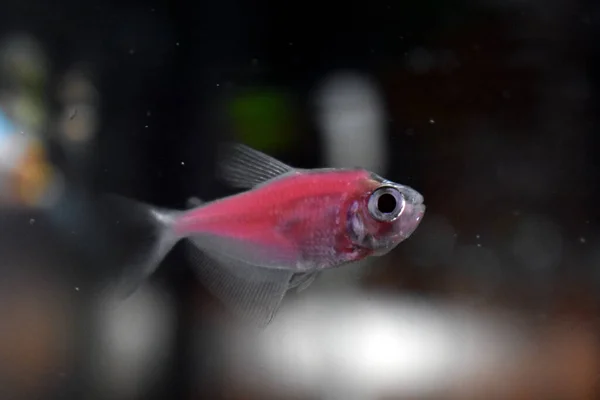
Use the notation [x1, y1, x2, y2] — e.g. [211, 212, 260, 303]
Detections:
[217, 143, 296, 189]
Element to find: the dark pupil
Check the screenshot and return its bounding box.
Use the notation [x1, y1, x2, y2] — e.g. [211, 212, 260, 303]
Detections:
[377, 193, 397, 214]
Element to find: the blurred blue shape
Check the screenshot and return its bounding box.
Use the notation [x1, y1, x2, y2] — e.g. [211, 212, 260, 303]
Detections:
[0, 108, 18, 138]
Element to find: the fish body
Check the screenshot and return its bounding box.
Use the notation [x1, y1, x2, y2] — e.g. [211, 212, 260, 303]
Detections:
[110, 144, 425, 326]
[176, 169, 372, 272]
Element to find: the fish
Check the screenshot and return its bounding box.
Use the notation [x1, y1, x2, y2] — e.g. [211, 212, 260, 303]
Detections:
[109, 143, 426, 326]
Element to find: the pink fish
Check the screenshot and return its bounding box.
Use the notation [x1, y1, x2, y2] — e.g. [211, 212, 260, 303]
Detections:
[112, 144, 425, 325]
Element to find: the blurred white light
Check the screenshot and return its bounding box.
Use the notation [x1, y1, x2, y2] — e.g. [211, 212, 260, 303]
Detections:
[314, 70, 387, 174]
[227, 292, 526, 399]
[0, 133, 28, 171]
[92, 284, 175, 399]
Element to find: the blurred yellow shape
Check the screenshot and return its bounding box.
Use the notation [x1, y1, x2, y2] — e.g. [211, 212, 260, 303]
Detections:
[11, 139, 53, 206]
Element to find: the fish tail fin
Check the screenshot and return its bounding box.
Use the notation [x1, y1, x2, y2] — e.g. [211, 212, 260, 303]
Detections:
[103, 194, 184, 298]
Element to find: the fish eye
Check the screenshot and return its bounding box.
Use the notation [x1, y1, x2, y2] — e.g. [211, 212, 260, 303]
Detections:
[367, 186, 406, 222]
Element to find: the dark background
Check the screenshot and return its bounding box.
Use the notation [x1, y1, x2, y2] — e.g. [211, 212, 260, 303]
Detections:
[0, 0, 599, 398]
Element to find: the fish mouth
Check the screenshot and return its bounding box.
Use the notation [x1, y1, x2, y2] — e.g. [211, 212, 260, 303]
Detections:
[414, 203, 426, 221]
[400, 202, 426, 239]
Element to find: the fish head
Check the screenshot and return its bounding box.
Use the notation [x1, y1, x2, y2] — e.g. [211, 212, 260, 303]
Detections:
[346, 173, 425, 256]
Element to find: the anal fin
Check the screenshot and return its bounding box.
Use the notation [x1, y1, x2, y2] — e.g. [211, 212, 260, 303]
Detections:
[186, 236, 294, 327]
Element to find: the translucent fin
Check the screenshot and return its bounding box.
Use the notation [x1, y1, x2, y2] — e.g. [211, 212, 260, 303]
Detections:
[186, 236, 294, 326]
[218, 143, 297, 189]
[289, 272, 320, 292]
[103, 194, 183, 299]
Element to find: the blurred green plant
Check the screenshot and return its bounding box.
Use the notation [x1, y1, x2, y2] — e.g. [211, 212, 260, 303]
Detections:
[229, 88, 296, 152]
